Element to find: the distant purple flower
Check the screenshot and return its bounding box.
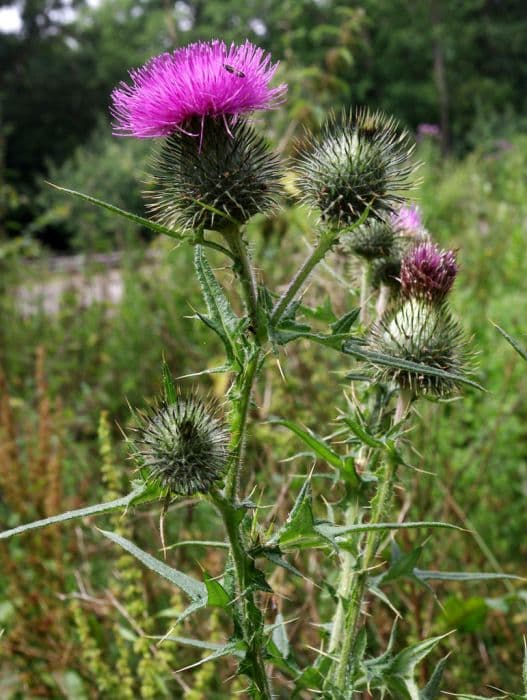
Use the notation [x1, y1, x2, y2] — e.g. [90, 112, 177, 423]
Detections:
[391, 205, 424, 237]
[111, 40, 287, 138]
[417, 123, 440, 139]
[400, 242, 457, 303]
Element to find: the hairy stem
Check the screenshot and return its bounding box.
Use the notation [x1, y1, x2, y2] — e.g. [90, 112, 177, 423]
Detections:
[226, 228, 260, 335]
[359, 262, 371, 326]
[330, 388, 412, 691]
[212, 490, 272, 698]
[225, 350, 261, 503]
[271, 229, 337, 324]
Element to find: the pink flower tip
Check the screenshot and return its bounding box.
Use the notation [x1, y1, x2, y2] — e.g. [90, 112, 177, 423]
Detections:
[390, 204, 424, 237]
[400, 242, 458, 303]
[111, 40, 287, 138]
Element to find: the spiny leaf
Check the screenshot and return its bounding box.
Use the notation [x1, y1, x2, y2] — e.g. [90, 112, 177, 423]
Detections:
[420, 655, 449, 700]
[414, 569, 525, 583]
[0, 484, 152, 540]
[47, 183, 185, 240]
[193, 245, 241, 360]
[203, 572, 230, 608]
[98, 529, 206, 602]
[493, 322, 527, 363]
[330, 307, 361, 335]
[343, 341, 485, 392]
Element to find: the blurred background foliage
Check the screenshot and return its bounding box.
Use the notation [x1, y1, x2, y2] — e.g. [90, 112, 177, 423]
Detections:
[1, 0, 527, 698]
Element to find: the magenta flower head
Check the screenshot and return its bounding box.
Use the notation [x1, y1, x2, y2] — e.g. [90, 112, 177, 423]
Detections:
[111, 40, 287, 138]
[400, 242, 458, 303]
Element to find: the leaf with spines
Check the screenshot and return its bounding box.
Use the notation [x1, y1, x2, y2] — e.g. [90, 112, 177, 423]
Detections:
[0, 482, 155, 540]
[193, 245, 244, 364]
[493, 322, 527, 363]
[99, 529, 206, 602]
[419, 655, 449, 700]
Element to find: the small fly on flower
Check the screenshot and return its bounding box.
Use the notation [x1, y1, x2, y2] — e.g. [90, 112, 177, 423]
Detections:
[223, 63, 246, 78]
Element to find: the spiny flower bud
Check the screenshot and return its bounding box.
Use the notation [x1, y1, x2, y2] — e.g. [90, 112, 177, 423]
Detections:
[346, 219, 395, 260]
[135, 395, 229, 496]
[366, 299, 468, 396]
[296, 108, 417, 226]
[147, 116, 282, 232]
[400, 242, 457, 303]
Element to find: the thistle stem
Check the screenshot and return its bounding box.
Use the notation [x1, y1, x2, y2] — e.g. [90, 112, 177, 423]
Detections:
[359, 262, 371, 326]
[270, 229, 337, 324]
[212, 490, 272, 698]
[330, 388, 412, 691]
[375, 283, 390, 319]
[224, 350, 260, 503]
[226, 228, 260, 335]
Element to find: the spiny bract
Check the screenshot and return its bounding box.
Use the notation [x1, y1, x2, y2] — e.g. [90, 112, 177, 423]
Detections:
[346, 218, 396, 261]
[135, 395, 229, 496]
[366, 298, 468, 396]
[296, 108, 417, 226]
[147, 116, 282, 232]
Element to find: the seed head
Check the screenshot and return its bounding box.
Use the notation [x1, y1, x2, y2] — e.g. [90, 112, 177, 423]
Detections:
[295, 108, 417, 226]
[111, 40, 287, 138]
[147, 116, 282, 232]
[366, 299, 468, 396]
[135, 395, 229, 496]
[400, 242, 458, 303]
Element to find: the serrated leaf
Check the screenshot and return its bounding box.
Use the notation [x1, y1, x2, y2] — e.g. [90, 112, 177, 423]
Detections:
[47, 183, 184, 240]
[98, 529, 206, 602]
[194, 245, 240, 359]
[0, 484, 151, 540]
[339, 415, 385, 449]
[342, 341, 485, 392]
[174, 639, 247, 672]
[419, 655, 449, 700]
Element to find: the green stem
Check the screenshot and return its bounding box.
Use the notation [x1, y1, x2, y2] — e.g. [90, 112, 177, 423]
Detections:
[270, 229, 337, 324]
[331, 388, 412, 691]
[212, 490, 272, 698]
[224, 350, 261, 503]
[226, 227, 259, 334]
[359, 262, 371, 326]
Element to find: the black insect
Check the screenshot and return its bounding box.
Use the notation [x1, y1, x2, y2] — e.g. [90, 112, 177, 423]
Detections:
[223, 64, 246, 78]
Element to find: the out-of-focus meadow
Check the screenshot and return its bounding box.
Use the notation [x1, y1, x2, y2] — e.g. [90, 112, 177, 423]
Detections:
[1, 1, 527, 697]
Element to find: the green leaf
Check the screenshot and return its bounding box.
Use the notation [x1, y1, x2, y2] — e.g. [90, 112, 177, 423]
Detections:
[47, 183, 184, 240]
[98, 529, 206, 602]
[174, 639, 247, 672]
[316, 521, 463, 544]
[493, 322, 527, 362]
[382, 544, 424, 584]
[330, 307, 361, 335]
[271, 419, 344, 470]
[385, 632, 453, 700]
[0, 484, 151, 540]
[194, 245, 241, 361]
[419, 655, 449, 700]
[203, 572, 230, 608]
[523, 636, 527, 694]
[272, 480, 320, 550]
[162, 360, 177, 403]
[414, 569, 525, 583]
[271, 612, 290, 660]
[342, 341, 485, 392]
[339, 414, 385, 449]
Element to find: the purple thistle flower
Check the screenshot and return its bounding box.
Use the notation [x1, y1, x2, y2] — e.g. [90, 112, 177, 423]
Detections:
[111, 40, 287, 138]
[400, 242, 458, 303]
[390, 204, 424, 237]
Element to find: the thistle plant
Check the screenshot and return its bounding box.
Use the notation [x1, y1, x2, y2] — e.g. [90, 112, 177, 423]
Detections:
[3, 38, 521, 700]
